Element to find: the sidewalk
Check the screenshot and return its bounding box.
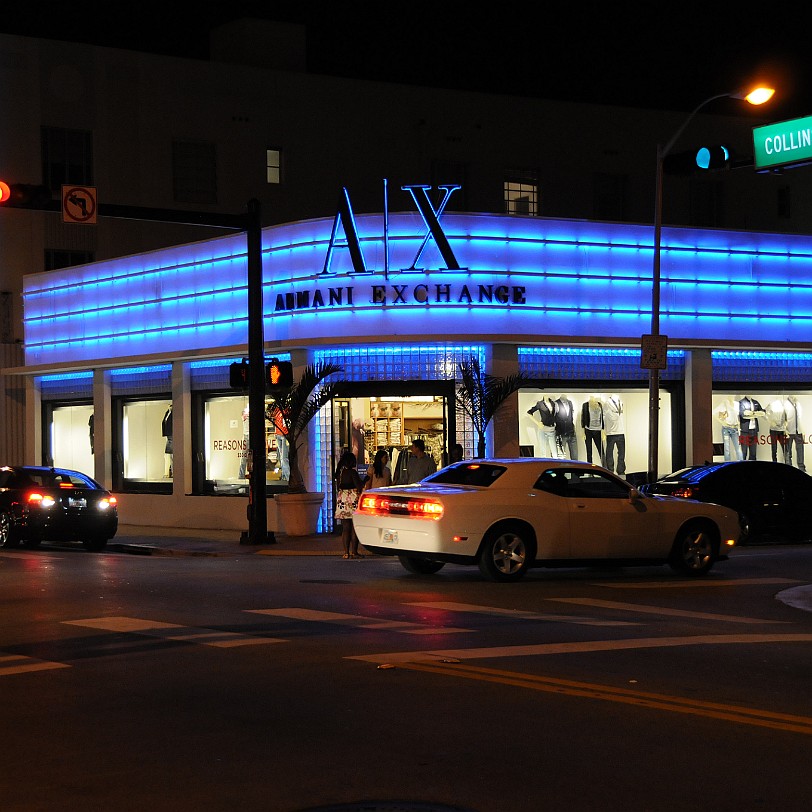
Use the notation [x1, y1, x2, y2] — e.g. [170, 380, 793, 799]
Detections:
[109, 525, 346, 557]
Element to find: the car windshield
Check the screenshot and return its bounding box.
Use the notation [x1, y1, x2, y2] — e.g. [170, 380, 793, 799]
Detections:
[424, 463, 507, 487]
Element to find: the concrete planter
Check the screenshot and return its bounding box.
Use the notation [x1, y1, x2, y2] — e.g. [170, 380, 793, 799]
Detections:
[275, 491, 325, 536]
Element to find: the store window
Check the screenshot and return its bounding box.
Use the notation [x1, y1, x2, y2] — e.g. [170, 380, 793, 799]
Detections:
[198, 394, 289, 495]
[116, 398, 173, 489]
[48, 402, 94, 473]
[519, 389, 673, 479]
[712, 390, 810, 470]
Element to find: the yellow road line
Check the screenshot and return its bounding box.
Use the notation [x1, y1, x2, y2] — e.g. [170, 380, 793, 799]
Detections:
[397, 661, 812, 736]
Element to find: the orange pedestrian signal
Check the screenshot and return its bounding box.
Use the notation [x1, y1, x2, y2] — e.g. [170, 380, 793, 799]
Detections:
[266, 360, 293, 391]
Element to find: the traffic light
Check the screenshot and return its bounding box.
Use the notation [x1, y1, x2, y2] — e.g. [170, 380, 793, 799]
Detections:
[229, 361, 249, 389]
[662, 145, 731, 174]
[266, 359, 294, 391]
[0, 182, 53, 208]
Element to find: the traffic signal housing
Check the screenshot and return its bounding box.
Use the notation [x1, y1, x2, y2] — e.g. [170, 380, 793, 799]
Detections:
[0, 182, 53, 208]
[266, 359, 294, 392]
[229, 361, 249, 389]
[663, 145, 731, 175]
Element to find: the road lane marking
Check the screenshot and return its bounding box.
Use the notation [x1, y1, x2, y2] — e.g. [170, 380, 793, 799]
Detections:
[248, 607, 473, 635]
[595, 578, 802, 588]
[62, 616, 285, 646]
[407, 600, 639, 627]
[346, 633, 812, 664]
[548, 598, 787, 624]
[391, 661, 812, 736]
[0, 653, 70, 677]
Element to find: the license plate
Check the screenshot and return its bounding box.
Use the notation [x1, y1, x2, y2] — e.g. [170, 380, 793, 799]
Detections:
[68, 498, 87, 508]
[382, 529, 398, 544]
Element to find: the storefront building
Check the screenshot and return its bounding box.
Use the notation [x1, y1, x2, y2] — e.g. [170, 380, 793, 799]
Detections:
[14, 185, 812, 532]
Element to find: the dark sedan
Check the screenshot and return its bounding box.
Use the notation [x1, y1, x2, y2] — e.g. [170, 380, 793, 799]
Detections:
[640, 460, 812, 544]
[0, 465, 118, 551]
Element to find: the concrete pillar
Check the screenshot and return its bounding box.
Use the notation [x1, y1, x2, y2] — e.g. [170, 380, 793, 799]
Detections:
[24, 375, 41, 465]
[685, 348, 714, 466]
[487, 344, 520, 459]
[92, 369, 113, 488]
[172, 361, 191, 496]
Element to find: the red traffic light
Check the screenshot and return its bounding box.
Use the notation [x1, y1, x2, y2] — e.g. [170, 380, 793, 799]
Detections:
[0, 181, 10, 203]
[0, 182, 53, 208]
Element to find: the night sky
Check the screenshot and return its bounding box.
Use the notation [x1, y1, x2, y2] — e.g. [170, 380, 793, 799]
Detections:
[1, 3, 809, 120]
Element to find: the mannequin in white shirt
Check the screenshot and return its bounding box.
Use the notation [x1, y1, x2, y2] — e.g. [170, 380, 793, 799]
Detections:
[714, 397, 743, 461]
[602, 394, 625, 475]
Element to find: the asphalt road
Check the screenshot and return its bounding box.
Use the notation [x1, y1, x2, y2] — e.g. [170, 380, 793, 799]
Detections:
[1, 542, 811, 811]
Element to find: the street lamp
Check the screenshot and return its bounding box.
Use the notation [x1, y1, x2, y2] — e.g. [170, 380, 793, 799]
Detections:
[647, 85, 775, 484]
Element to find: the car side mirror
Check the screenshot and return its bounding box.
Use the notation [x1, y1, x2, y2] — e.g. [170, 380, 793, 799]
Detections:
[628, 487, 643, 502]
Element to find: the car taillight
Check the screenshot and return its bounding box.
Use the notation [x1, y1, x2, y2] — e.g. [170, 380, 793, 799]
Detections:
[100, 496, 117, 509]
[358, 493, 444, 520]
[27, 492, 56, 507]
[672, 486, 699, 499]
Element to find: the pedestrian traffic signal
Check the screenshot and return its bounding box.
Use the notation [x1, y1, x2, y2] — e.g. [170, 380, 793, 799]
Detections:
[229, 361, 249, 389]
[266, 359, 293, 391]
[663, 145, 731, 174]
[0, 182, 53, 208]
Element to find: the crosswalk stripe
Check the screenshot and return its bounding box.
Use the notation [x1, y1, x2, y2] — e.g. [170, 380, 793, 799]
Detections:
[248, 607, 473, 635]
[407, 601, 639, 626]
[0, 654, 70, 677]
[346, 633, 812, 664]
[548, 598, 787, 624]
[62, 616, 286, 646]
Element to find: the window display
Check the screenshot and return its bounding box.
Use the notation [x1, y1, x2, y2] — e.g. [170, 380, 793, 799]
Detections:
[520, 389, 671, 477]
[49, 403, 94, 473]
[712, 391, 809, 471]
[121, 398, 173, 482]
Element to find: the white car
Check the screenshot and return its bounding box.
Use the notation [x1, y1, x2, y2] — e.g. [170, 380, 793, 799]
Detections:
[353, 458, 740, 582]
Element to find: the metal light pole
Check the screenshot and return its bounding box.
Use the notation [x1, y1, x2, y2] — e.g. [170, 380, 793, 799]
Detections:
[647, 86, 775, 484]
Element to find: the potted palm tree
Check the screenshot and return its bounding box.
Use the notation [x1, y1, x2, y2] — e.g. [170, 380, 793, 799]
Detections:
[270, 361, 343, 535]
[456, 357, 531, 458]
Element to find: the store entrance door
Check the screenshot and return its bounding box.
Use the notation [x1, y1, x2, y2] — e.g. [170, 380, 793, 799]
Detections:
[332, 379, 456, 484]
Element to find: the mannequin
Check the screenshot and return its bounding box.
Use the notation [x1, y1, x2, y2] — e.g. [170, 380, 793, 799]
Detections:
[239, 404, 250, 478]
[603, 394, 626, 475]
[527, 395, 558, 458]
[786, 395, 805, 471]
[88, 413, 95, 455]
[766, 397, 791, 464]
[581, 394, 604, 465]
[554, 394, 577, 459]
[350, 417, 367, 464]
[162, 405, 173, 477]
[714, 397, 743, 461]
[269, 403, 291, 480]
[737, 394, 765, 461]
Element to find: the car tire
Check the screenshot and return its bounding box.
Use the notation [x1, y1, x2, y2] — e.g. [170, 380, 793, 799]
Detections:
[478, 522, 535, 582]
[83, 536, 109, 552]
[398, 555, 445, 575]
[668, 522, 717, 576]
[0, 512, 18, 548]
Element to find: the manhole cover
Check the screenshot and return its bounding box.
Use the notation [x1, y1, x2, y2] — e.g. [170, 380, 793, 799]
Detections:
[298, 803, 477, 812]
[299, 579, 353, 584]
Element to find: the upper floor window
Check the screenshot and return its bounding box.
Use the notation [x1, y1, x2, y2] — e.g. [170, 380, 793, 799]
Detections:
[593, 172, 628, 221]
[266, 148, 282, 184]
[504, 170, 539, 216]
[172, 140, 217, 204]
[45, 249, 95, 271]
[41, 127, 93, 190]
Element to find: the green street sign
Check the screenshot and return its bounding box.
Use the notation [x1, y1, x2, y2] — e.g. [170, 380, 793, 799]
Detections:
[753, 115, 812, 171]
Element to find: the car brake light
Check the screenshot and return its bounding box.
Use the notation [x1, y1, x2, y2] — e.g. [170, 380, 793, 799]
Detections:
[27, 492, 56, 507]
[358, 493, 444, 520]
[672, 486, 699, 499]
[100, 496, 117, 509]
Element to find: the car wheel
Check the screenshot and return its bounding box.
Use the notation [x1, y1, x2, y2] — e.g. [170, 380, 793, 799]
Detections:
[668, 522, 717, 576]
[398, 556, 445, 575]
[83, 536, 108, 552]
[478, 522, 535, 582]
[0, 512, 18, 548]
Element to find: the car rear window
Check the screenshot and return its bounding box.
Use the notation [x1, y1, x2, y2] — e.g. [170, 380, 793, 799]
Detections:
[424, 463, 507, 487]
